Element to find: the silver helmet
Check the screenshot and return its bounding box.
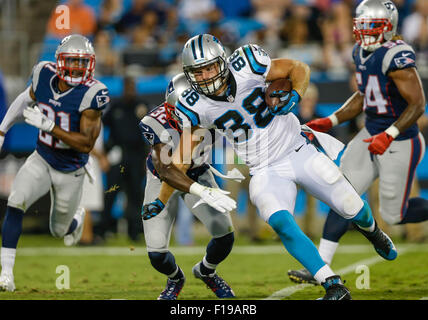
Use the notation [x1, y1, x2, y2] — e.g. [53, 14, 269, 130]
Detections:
[353, 0, 398, 51]
[182, 34, 229, 95]
[164, 73, 190, 132]
[55, 34, 96, 86]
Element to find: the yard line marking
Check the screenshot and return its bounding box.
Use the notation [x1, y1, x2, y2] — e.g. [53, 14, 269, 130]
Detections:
[264, 246, 414, 300]
[420, 297, 428, 300]
[15, 243, 427, 256]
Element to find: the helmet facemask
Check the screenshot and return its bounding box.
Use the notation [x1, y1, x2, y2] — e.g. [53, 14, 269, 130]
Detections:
[56, 53, 95, 86]
[164, 101, 183, 133]
[353, 18, 393, 52]
[183, 57, 229, 96]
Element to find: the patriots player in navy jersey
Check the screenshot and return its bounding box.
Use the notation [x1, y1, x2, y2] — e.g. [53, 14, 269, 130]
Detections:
[139, 73, 239, 300]
[0, 34, 109, 291]
[288, 0, 428, 285]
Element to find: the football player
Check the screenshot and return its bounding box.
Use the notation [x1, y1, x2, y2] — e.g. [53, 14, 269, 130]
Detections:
[288, 0, 428, 285]
[139, 73, 240, 300]
[143, 33, 398, 300]
[0, 34, 109, 291]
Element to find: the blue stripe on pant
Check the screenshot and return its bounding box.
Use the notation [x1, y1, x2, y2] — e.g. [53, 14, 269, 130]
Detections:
[268, 210, 325, 276]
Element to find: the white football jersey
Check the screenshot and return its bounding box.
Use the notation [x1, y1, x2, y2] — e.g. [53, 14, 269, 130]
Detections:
[175, 44, 303, 173]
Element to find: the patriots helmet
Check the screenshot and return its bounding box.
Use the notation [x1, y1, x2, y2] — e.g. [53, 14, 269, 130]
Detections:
[164, 73, 190, 132]
[353, 0, 398, 51]
[55, 34, 96, 86]
[182, 34, 229, 96]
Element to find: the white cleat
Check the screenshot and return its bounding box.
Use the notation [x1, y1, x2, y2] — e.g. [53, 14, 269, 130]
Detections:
[0, 274, 15, 292]
[64, 207, 86, 247]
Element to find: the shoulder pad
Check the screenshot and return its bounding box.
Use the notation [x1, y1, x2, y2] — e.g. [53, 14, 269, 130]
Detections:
[237, 44, 270, 75]
[382, 41, 416, 74]
[31, 61, 54, 90]
[79, 81, 109, 112]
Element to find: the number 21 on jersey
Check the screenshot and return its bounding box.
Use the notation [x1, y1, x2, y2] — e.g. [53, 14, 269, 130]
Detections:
[38, 103, 70, 149]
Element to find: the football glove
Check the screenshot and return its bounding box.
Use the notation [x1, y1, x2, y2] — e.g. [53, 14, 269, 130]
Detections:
[269, 89, 300, 115]
[142, 198, 165, 220]
[363, 132, 394, 155]
[305, 117, 333, 133]
[23, 106, 55, 132]
[190, 183, 236, 213]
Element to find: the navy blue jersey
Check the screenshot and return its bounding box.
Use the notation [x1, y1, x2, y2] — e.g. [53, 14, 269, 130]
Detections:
[32, 61, 109, 172]
[352, 40, 418, 140]
[139, 104, 210, 179]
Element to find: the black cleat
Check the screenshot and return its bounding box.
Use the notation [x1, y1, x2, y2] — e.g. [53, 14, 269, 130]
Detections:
[319, 275, 351, 300]
[353, 221, 397, 261]
[287, 268, 318, 285]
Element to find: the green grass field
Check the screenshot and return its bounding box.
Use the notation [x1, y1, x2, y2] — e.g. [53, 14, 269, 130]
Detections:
[1, 230, 428, 300]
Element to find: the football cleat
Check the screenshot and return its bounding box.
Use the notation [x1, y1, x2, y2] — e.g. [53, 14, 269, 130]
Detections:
[0, 273, 15, 292]
[288, 268, 318, 285]
[192, 263, 235, 298]
[319, 275, 351, 300]
[157, 275, 186, 300]
[64, 207, 86, 246]
[354, 221, 397, 260]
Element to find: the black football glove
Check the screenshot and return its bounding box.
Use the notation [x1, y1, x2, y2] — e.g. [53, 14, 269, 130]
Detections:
[142, 198, 165, 220]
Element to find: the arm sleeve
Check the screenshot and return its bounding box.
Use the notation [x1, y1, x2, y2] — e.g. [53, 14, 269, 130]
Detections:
[0, 86, 34, 133]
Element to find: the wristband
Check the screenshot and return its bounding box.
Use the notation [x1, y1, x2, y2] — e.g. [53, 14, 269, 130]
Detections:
[385, 125, 400, 139]
[328, 114, 339, 126]
[189, 182, 205, 196]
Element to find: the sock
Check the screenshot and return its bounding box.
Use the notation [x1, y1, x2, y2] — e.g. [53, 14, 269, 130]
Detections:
[318, 238, 339, 266]
[0, 247, 16, 276]
[351, 200, 375, 232]
[399, 197, 428, 224]
[322, 209, 350, 242]
[200, 232, 234, 276]
[200, 256, 217, 276]
[168, 266, 184, 281]
[313, 264, 336, 285]
[66, 220, 78, 235]
[268, 210, 325, 276]
[66, 209, 84, 235]
[148, 251, 178, 277]
[1, 206, 24, 249]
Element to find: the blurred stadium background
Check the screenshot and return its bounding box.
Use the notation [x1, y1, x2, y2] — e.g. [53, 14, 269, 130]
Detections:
[0, 0, 428, 244]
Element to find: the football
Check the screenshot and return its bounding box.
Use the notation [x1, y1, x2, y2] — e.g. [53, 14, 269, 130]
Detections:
[265, 78, 292, 109]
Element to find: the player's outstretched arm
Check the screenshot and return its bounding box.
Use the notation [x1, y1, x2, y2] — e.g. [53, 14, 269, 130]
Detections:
[52, 109, 102, 154]
[151, 136, 196, 193]
[306, 91, 364, 132]
[0, 86, 36, 149]
[149, 126, 236, 215]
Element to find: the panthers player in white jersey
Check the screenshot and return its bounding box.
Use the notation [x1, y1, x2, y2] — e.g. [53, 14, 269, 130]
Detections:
[288, 0, 428, 285]
[139, 73, 240, 300]
[144, 34, 399, 300]
[0, 34, 109, 291]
